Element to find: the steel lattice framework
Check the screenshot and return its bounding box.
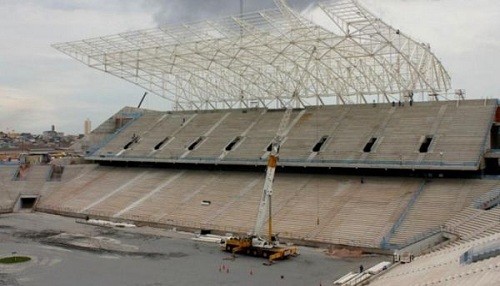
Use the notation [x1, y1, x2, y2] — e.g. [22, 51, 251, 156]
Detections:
[54, 0, 452, 110]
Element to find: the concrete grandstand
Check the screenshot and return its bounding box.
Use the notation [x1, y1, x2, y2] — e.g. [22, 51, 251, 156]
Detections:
[1, 0, 499, 285]
[81, 99, 495, 172]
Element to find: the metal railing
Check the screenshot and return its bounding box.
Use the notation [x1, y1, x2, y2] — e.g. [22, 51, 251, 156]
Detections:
[11, 166, 20, 181]
[45, 165, 54, 181]
[473, 188, 500, 209]
[86, 152, 479, 170]
[381, 227, 442, 250]
[380, 180, 427, 249]
[461, 237, 500, 265]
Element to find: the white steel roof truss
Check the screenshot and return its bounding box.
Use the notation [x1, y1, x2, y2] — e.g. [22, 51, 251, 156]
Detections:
[53, 0, 452, 110]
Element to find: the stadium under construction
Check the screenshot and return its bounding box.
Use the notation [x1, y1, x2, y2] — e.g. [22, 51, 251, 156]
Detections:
[1, 0, 499, 285]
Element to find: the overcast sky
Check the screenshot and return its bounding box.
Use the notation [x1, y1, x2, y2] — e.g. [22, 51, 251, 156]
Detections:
[0, 0, 498, 134]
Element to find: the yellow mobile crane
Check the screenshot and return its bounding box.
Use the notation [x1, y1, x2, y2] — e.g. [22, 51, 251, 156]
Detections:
[222, 43, 317, 263]
[222, 105, 298, 263]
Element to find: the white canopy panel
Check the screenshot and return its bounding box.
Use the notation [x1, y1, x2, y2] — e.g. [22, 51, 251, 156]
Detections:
[54, 0, 452, 110]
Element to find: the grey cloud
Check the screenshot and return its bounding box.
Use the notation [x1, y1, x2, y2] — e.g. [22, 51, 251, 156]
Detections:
[27, 0, 143, 13]
[146, 0, 316, 26]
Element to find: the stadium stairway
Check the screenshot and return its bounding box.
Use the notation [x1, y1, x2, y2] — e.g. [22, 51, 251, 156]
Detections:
[387, 179, 497, 247]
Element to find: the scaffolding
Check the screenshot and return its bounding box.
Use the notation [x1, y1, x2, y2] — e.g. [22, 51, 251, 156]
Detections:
[53, 0, 452, 111]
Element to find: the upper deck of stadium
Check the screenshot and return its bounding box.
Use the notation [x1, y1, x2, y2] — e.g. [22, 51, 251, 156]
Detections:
[84, 99, 497, 172]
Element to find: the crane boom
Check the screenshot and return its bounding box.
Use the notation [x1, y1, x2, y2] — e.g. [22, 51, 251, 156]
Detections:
[253, 45, 317, 240]
[221, 44, 315, 262]
[253, 106, 292, 238]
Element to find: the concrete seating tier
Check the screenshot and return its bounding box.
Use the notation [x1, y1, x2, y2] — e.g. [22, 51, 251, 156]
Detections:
[451, 207, 500, 240]
[225, 110, 299, 160]
[188, 110, 264, 158]
[23, 165, 50, 181]
[311, 178, 419, 247]
[84, 169, 175, 217]
[116, 113, 171, 157]
[444, 182, 500, 240]
[59, 164, 98, 183]
[38, 167, 434, 248]
[389, 179, 498, 246]
[97, 111, 164, 156]
[0, 165, 55, 211]
[316, 105, 394, 161]
[40, 166, 136, 213]
[370, 104, 441, 162]
[155, 112, 227, 158]
[421, 102, 496, 164]
[91, 106, 144, 134]
[279, 106, 349, 159]
[0, 163, 490, 251]
[3, 166, 52, 198]
[87, 100, 496, 170]
[170, 172, 262, 230]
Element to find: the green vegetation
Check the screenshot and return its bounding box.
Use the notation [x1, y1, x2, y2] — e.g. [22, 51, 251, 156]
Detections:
[0, 256, 31, 264]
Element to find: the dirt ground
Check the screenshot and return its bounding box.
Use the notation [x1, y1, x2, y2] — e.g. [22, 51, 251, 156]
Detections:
[0, 212, 390, 286]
